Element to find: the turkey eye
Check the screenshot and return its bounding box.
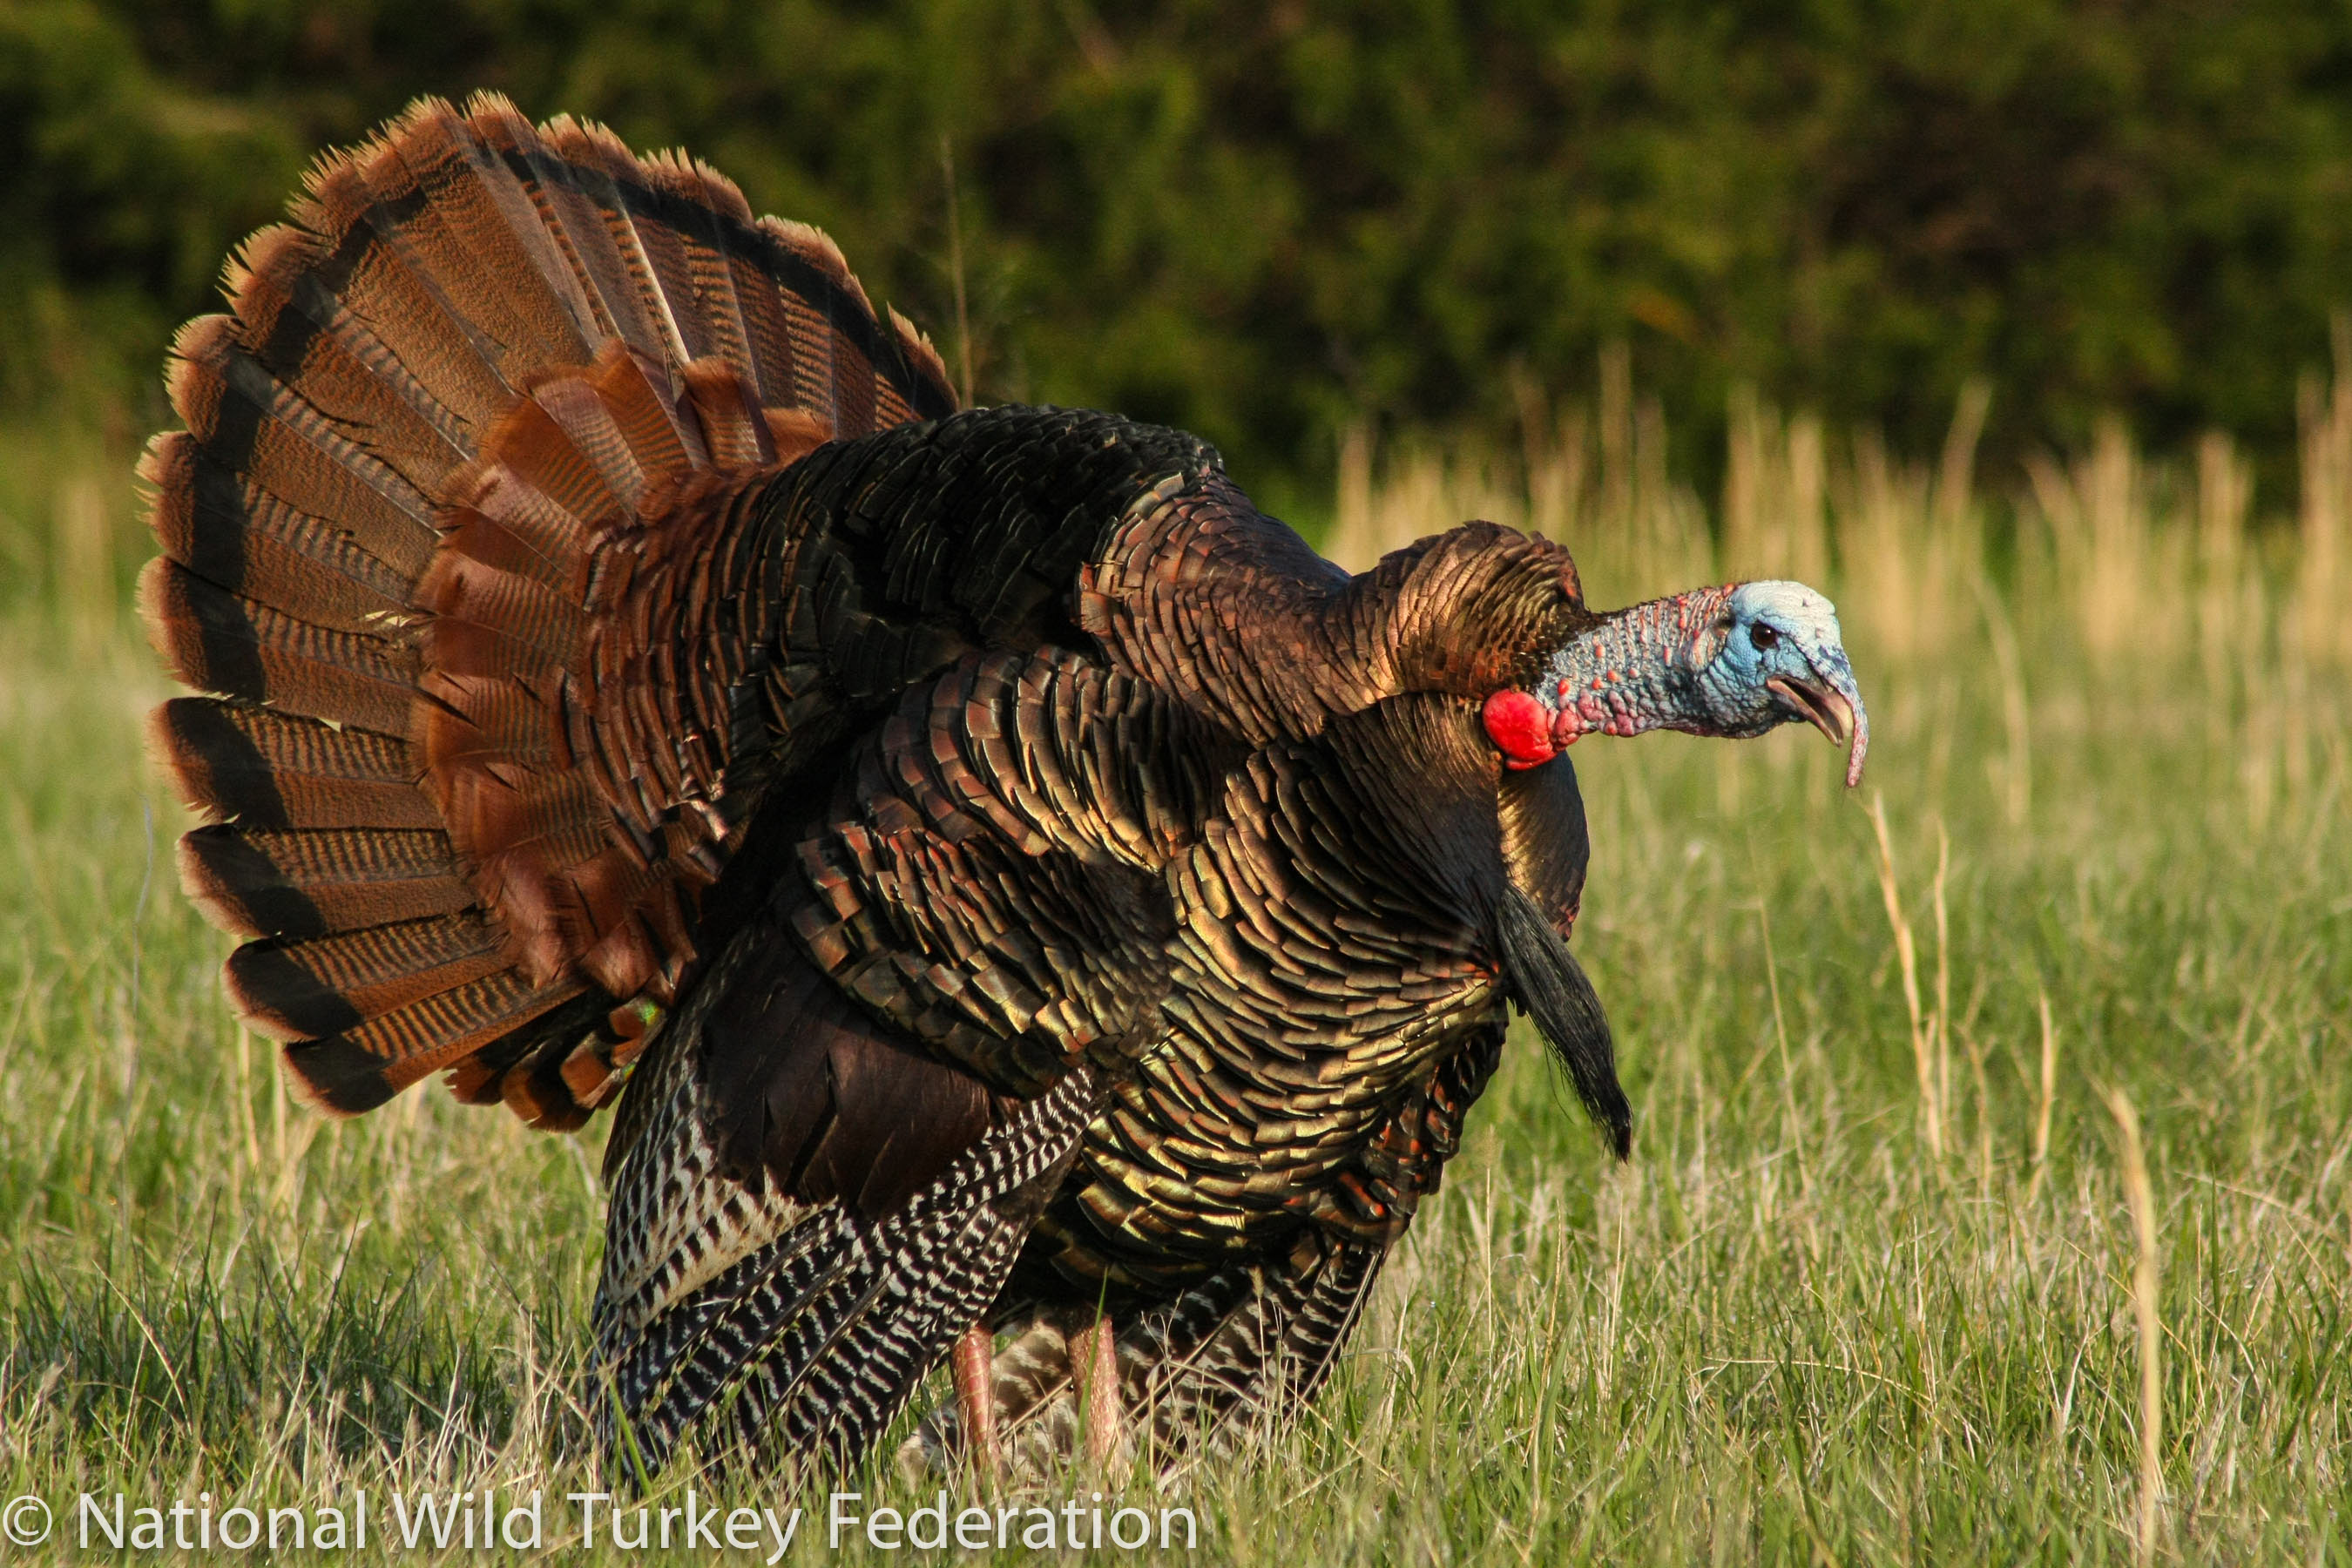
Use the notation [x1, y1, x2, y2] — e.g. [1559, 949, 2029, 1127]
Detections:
[1749, 623, 1781, 652]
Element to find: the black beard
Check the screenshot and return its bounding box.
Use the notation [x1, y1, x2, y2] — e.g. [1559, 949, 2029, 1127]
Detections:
[1492, 884, 1630, 1158]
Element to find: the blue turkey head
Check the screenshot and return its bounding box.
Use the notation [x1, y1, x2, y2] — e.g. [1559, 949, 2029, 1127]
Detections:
[1691, 581, 1869, 784]
[1490, 578, 1871, 785]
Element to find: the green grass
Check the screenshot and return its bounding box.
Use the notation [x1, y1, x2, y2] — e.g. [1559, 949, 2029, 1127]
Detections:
[1, 413, 2348, 1564]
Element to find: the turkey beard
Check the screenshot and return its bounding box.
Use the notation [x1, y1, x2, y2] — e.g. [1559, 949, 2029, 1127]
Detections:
[1493, 885, 1632, 1159]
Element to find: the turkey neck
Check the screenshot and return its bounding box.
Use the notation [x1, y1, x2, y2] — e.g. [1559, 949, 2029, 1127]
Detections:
[1539, 585, 1737, 741]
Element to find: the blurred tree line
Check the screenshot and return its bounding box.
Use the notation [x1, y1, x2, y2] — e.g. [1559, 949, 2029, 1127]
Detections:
[7, 0, 2352, 504]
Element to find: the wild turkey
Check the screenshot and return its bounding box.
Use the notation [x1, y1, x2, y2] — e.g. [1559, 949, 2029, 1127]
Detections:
[141, 95, 1869, 1477]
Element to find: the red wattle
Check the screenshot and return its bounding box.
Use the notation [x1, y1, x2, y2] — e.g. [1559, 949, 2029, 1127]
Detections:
[1482, 690, 1557, 770]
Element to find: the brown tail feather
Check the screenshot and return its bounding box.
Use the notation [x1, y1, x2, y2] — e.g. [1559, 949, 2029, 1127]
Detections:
[142, 434, 421, 634]
[179, 827, 470, 940]
[289, 970, 591, 1115]
[140, 560, 420, 735]
[219, 226, 475, 487]
[146, 92, 956, 1127]
[357, 105, 605, 374]
[149, 699, 435, 830]
[164, 322, 439, 567]
[415, 347, 772, 1014]
[225, 914, 507, 1039]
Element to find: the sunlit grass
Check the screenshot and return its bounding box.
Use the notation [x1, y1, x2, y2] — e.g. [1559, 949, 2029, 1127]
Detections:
[0, 375, 2346, 1561]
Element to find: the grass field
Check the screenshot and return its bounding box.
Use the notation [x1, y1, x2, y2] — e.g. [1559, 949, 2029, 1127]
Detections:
[0, 376, 2347, 1564]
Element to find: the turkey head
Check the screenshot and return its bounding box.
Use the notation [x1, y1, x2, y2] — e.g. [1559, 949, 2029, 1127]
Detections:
[1477, 578, 1870, 786]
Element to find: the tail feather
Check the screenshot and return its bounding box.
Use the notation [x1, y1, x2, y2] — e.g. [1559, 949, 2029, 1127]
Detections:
[362, 106, 604, 374]
[143, 433, 420, 634]
[288, 172, 517, 439]
[181, 826, 469, 940]
[164, 321, 438, 567]
[140, 561, 419, 735]
[150, 698, 435, 831]
[532, 118, 720, 369]
[220, 226, 473, 483]
[145, 92, 956, 1127]
[287, 970, 586, 1114]
[225, 913, 506, 1037]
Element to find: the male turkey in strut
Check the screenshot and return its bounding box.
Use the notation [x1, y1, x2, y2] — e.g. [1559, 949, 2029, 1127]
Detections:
[142, 96, 1870, 1478]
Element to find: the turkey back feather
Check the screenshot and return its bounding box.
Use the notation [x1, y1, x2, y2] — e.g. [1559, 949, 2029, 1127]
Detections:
[141, 94, 955, 1125]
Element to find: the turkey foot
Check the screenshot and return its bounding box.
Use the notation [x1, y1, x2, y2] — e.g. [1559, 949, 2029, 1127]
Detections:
[951, 1321, 1001, 1484]
[1068, 1310, 1125, 1466]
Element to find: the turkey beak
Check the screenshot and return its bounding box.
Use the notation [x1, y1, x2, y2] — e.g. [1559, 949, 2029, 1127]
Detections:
[1766, 669, 1869, 787]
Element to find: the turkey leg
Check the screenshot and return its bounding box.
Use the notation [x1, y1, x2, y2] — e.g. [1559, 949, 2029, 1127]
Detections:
[1068, 1309, 1124, 1464]
[952, 1322, 1001, 1482]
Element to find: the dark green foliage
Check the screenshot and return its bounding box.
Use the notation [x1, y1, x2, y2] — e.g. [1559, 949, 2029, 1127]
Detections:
[9, 0, 2352, 490]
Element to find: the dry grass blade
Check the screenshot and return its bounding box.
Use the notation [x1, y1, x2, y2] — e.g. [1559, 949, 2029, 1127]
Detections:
[2026, 990, 2059, 1206]
[1869, 793, 1941, 1161]
[1970, 572, 2032, 826]
[2102, 1085, 2165, 1565]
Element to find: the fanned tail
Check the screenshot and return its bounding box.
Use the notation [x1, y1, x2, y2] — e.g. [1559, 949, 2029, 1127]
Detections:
[142, 93, 955, 1127]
